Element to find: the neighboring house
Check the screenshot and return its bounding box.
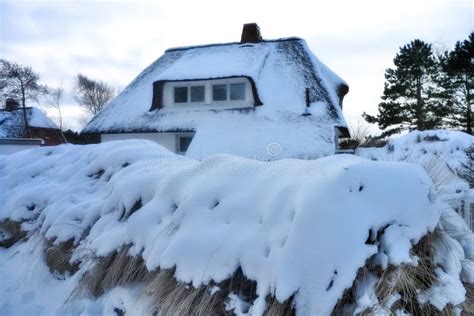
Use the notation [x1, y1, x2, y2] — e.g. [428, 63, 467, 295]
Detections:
[0, 99, 65, 154]
[82, 24, 350, 159]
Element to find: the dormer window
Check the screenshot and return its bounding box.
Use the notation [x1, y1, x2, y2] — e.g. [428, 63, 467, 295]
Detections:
[160, 77, 261, 110]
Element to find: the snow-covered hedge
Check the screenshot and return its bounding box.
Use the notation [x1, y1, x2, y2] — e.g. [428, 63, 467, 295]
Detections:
[357, 130, 473, 190]
[0, 140, 471, 315]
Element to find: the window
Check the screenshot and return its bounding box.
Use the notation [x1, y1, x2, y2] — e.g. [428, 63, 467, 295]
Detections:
[174, 87, 188, 103]
[190, 86, 205, 102]
[213, 84, 227, 101]
[230, 83, 245, 100]
[178, 136, 193, 153]
[167, 79, 251, 107]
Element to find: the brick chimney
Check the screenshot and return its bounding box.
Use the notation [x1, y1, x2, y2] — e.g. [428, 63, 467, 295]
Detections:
[240, 23, 262, 43]
[4, 98, 19, 111]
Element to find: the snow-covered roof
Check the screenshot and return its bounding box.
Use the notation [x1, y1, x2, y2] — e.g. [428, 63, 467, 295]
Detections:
[0, 107, 58, 138]
[82, 37, 349, 158]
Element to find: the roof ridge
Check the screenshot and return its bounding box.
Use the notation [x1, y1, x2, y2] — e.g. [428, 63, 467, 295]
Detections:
[165, 37, 303, 53]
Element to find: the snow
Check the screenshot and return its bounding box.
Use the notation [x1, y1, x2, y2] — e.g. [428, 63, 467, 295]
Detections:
[183, 111, 336, 159]
[0, 233, 83, 315]
[29, 107, 58, 129]
[356, 130, 472, 173]
[225, 293, 251, 315]
[0, 109, 24, 138]
[82, 38, 347, 159]
[356, 130, 473, 195]
[353, 272, 379, 314]
[0, 140, 448, 315]
[302, 40, 347, 116]
[157, 43, 268, 81]
[418, 230, 466, 310]
[0, 107, 58, 138]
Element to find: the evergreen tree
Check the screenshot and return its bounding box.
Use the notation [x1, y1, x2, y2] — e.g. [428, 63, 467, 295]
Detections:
[363, 40, 447, 136]
[438, 33, 473, 134]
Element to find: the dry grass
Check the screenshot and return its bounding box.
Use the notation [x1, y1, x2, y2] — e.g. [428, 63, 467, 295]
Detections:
[76, 247, 296, 315]
[147, 266, 267, 315]
[0, 219, 26, 248]
[462, 283, 474, 315]
[74, 228, 470, 315]
[80, 246, 149, 297]
[44, 238, 80, 275]
[148, 277, 223, 316]
[1, 216, 470, 315]
[264, 296, 295, 316]
[332, 229, 468, 316]
[381, 231, 457, 316]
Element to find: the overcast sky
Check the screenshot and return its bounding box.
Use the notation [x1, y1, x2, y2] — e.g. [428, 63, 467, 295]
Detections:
[0, 0, 472, 131]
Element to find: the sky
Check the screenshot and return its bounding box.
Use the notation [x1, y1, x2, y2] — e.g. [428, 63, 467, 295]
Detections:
[0, 0, 472, 131]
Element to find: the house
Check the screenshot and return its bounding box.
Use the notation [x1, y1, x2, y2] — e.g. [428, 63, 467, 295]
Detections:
[82, 24, 350, 159]
[0, 99, 65, 154]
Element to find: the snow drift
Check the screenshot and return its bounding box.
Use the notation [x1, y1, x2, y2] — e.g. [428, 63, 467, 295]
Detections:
[0, 140, 470, 315]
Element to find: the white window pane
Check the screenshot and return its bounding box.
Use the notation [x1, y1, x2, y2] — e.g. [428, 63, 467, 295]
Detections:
[174, 87, 188, 103]
[230, 83, 245, 100]
[213, 84, 227, 101]
[190, 86, 205, 102]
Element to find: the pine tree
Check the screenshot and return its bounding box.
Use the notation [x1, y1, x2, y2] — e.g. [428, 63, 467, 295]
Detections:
[363, 40, 447, 137]
[438, 33, 473, 134]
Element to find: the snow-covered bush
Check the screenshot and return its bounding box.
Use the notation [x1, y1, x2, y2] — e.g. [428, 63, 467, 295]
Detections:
[0, 139, 472, 315]
[356, 129, 474, 314]
[356, 130, 473, 193]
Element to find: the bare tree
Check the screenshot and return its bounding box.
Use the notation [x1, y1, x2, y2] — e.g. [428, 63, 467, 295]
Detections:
[339, 116, 376, 150]
[0, 59, 49, 137]
[348, 116, 372, 147]
[46, 85, 64, 130]
[73, 74, 116, 115]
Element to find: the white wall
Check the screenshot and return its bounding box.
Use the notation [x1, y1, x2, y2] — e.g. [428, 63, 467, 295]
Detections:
[101, 133, 177, 153]
[0, 143, 41, 155]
